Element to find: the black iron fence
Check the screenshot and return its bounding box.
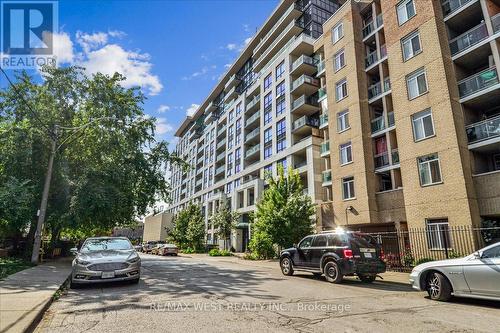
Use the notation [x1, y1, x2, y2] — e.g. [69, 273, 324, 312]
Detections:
[364, 226, 500, 272]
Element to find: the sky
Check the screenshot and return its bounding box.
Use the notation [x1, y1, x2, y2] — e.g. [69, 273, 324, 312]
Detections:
[1, 0, 279, 146]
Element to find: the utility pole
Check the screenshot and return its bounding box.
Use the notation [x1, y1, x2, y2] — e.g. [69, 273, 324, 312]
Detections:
[31, 126, 58, 264]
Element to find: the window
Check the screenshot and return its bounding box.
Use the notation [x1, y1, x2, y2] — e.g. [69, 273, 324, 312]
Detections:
[312, 235, 327, 247]
[228, 111, 234, 123]
[235, 148, 241, 173]
[342, 177, 355, 200]
[277, 137, 287, 152]
[276, 61, 285, 79]
[335, 79, 348, 101]
[263, 164, 272, 178]
[337, 110, 350, 132]
[276, 95, 286, 116]
[236, 103, 242, 116]
[397, 0, 416, 25]
[227, 152, 233, 176]
[228, 125, 234, 148]
[332, 22, 344, 44]
[412, 108, 435, 141]
[482, 244, 500, 258]
[264, 128, 272, 144]
[264, 73, 272, 91]
[418, 153, 442, 186]
[401, 30, 421, 61]
[276, 81, 285, 98]
[406, 68, 428, 99]
[339, 142, 352, 165]
[264, 93, 273, 125]
[226, 182, 233, 194]
[334, 49, 345, 71]
[277, 158, 287, 171]
[299, 236, 313, 248]
[235, 119, 242, 145]
[426, 219, 452, 250]
[264, 144, 272, 159]
[276, 119, 286, 139]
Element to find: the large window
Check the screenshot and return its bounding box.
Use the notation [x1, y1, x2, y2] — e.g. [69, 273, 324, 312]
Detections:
[412, 108, 435, 141]
[276, 81, 285, 98]
[334, 49, 345, 72]
[228, 125, 234, 148]
[406, 68, 428, 99]
[276, 61, 285, 80]
[342, 177, 355, 200]
[401, 30, 421, 61]
[264, 93, 273, 125]
[235, 148, 241, 173]
[264, 127, 272, 145]
[263, 164, 272, 178]
[264, 144, 272, 159]
[418, 153, 442, 186]
[227, 152, 233, 176]
[426, 219, 452, 250]
[264, 73, 272, 91]
[336, 79, 348, 101]
[332, 22, 344, 44]
[276, 119, 286, 153]
[236, 103, 242, 116]
[276, 95, 286, 116]
[228, 111, 234, 123]
[235, 119, 242, 145]
[339, 142, 352, 165]
[337, 110, 350, 132]
[397, 0, 416, 25]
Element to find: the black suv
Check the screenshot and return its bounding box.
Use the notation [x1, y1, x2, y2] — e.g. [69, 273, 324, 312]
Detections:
[279, 231, 386, 283]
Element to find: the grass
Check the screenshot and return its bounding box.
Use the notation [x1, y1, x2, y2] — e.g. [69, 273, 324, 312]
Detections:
[0, 257, 34, 280]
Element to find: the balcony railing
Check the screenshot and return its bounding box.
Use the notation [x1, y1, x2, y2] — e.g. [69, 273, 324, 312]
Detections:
[320, 141, 330, 155]
[245, 127, 260, 142]
[318, 87, 327, 100]
[458, 67, 498, 98]
[293, 115, 319, 130]
[466, 114, 500, 144]
[365, 50, 378, 68]
[291, 55, 315, 72]
[317, 60, 325, 74]
[449, 22, 488, 56]
[371, 112, 395, 134]
[217, 126, 226, 137]
[216, 152, 225, 162]
[215, 165, 225, 175]
[374, 149, 399, 169]
[442, 0, 475, 17]
[246, 94, 260, 112]
[292, 95, 319, 110]
[245, 144, 260, 158]
[322, 170, 332, 184]
[492, 13, 500, 33]
[320, 113, 328, 127]
[245, 111, 261, 126]
[362, 14, 383, 38]
[216, 138, 226, 149]
[291, 74, 319, 91]
[368, 78, 391, 100]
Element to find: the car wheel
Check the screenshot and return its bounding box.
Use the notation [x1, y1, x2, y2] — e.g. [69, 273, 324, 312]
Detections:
[427, 272, 452, 301]
[323, 261, 343, 284]
[280, 257, 294, 276]
[358, 274, 376, 283]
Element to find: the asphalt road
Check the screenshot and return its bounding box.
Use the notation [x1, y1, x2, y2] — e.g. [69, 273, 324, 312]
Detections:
[35, 253, 500, 333]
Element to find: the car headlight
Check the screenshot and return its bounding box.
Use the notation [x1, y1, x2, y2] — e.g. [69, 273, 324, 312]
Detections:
[127, 256, 140, 264]
[76, 258, 90, 265]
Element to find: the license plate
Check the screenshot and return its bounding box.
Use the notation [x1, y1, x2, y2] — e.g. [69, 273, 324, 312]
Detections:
[101, 271, 115, 279]
[364, 252, 373, 258]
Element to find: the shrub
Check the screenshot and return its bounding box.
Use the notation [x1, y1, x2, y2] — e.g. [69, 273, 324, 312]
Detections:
[181, 247, 195, 254]
[242, 252, 259, 260]
[447, 250, 463, 259]
[208, 248, 232, 256]
[414, 257, 434, 266]
[248, 230, 275, 259]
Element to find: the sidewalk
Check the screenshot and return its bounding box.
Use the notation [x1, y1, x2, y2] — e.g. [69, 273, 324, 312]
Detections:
[0, 258, 72, 333]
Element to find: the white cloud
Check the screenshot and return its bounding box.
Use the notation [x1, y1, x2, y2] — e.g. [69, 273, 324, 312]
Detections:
[155, 117, 174, 135]
[157, 105, 170, 113]
[224, 63, 232, 69]
[51, 32, 74, 64]
[186, 104, 199, 117]
[226, 43, 237, 51]
[181, 65, 216, 81]
[76, 31, 109, 52]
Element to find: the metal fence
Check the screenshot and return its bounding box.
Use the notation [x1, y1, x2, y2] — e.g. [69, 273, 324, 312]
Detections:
[364, 226, 500, 272]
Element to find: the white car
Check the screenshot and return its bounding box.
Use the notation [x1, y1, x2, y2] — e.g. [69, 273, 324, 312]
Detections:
[409, 242, 500, 301]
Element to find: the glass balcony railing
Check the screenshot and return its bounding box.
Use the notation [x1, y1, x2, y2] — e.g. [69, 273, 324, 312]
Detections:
[392, 149, 400, 164]
[216, 138, 226, 149]
[293, 115, 319, 130]
[246, 94, 260, 111]
[291, 75, 319, 91]
[368, 78, 391, 100]
[291, 55, 315, 72]
[245, 111, 261, 126]
[320, 141, 330, 155]
[318, 87, 327, 100]
[466, 114, 500, 144]
[458, 67, 498, 98]
[442, 0, 475, 17]
[216, 152, 225, 162]
[215, 166, 225, 175]
[245, 144, 260, 158]
[374, 149, 399, 169]
[371, 112, 395, 134]
[388, 111, 395, 127]
[320, 113, 328, 127]
[317, 60, 325, 74]
[362, 14, 383, 38]
[492, 13, 500, 33]
[322, 170, 332, 184]
[245, 127, 260, 142]
[217, 126, 226, 137]
[292, 95, 319, 110]
[449, 22, 488, 56]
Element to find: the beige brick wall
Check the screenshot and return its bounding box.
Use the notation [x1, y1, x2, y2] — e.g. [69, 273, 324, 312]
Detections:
[143, 212, 174, 242]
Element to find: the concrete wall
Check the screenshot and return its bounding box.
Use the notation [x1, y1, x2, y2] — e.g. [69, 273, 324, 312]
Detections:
[143, 212, 174, 242]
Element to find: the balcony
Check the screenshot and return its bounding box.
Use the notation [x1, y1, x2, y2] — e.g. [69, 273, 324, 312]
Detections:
[458, 67, 499, 99]
[195, 178, 203, 188]
[320, 141, 330, 157]
[216, 138, 226, 150]
[289, 32, 315, 57]
[217, 125, 226, 138]
[245, 127, 260, 143]
[245, 111, 260, 128]
[442, 0, 475, 18]
[318, 87, 327, 102]
[246, 94, 260, 113]
[374, 149, 400, 171]
[365, 45, 387, 69]
[466, 114, 500, 147]
[371, 112, 395, 135]
[226, 85, 238, 101]
[215, 165, 225, 176]
[319, 113, 328, 128]
[449, 22, 488, 56]
[291, 95, 319, 116]
[493, 13, 500, 33]
[290, 74, 319, 95]
[216, 151, 225, 163]
[322, 170, 332, 186]
[368, 78, 391, 102]
[290, 55, 316, 76]
[362, 14, 383, 39]
[292, 115, 319, 135]
[225, 73, 240, 91]
[245, 143, 260, 158]
[316, 60, 326, 77]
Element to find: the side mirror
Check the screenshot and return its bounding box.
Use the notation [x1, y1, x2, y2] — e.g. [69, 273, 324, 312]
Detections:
[70, 247, 78, 255]
[473, 251, 481, 259]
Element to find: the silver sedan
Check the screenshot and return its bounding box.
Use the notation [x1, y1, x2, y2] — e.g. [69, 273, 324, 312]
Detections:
[70, 237, 141, 287]
[410, 242, 500, 301]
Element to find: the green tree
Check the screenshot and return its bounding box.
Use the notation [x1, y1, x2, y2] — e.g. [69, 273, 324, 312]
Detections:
[210, 199, 240, 250]
[250, 166, 315, 258]
[170, 203, 205, 251]
[186, 205, 205, 252]
[0, 66, 185, 251]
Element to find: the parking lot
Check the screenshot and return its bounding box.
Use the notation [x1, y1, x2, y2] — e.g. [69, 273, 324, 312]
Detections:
[36, 253, 500, 333]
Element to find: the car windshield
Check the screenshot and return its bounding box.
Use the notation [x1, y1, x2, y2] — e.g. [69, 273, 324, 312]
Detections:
[81, 239, 132, 252]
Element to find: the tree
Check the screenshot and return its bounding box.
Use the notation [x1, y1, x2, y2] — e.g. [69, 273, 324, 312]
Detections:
[170, 203, 205, 251]
[0, 66, 185, 253]
[186, 205, 205, 252]
[210, 199, 240, 250]
[250, 166, 315, 258]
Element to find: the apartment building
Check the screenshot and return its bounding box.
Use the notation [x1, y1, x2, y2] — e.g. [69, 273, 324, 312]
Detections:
[168, 0, 500, 252]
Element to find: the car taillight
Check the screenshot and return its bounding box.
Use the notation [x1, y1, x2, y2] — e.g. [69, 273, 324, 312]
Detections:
[343, 249, 353, 258]
[380, 248, 385, 260]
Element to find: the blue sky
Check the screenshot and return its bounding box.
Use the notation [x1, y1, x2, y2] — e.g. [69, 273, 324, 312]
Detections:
[2, 0, 279, 146]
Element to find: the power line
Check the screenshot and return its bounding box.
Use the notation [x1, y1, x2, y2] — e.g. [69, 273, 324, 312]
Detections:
[0, 66, 55, 138]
